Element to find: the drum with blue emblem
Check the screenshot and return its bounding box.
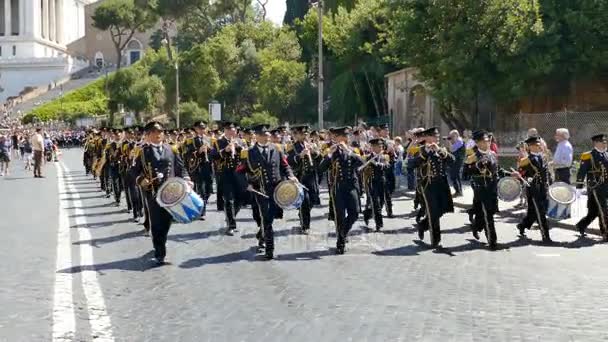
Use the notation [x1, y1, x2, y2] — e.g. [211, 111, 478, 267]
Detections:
[156, 177, 205, 224]
[547, 182, 576, 220]
[273, 180, 305, 210]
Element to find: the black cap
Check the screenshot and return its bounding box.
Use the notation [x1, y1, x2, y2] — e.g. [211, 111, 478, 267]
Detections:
[144, 121, 163, 132]
[277, 125, 287, 131]
[379, 123, 390, 130]
[270, 128, 281, 136]
[220, 121, 236, 130]
[241, 127, 253, 134]
[329, 126, 352, 136]
[369, 138, 385, 146]
[525, 135, 541, 145]
[591, 134, 607, 142]
[413, 129, 426, 138]
[193, 121, 206, 129]
[291, 125, 309, 134]
[252, 124, 271, 135]
[421, 127, 439, 137]
[472, 130, 489, 142]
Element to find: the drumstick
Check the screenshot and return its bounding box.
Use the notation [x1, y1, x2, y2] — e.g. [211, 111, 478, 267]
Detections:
[248, 188, 269, 198]
[510, 168, 531, 187]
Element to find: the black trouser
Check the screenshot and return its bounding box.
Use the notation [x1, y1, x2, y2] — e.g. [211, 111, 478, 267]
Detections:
[385, 173, 395, 216]
[110, 165, 122, 203]
[127, 173, 143, 219]
[555, 167, 571, 184]
[215, 174, 224, 211]
[299, 190, 312, 230]
[194, 170, 213, 217]
[363, 189, 384, 229]
[220, 174, 240, 228]
[449, 163, 463, 194]
[254, 194, 278, 254]
[577, 187, 608, 235]
[520, 191, 551, 240]
[470, 187, 498, 234]
[144, 191, 173, 259]
[332, 186, 359, 248]
[419, 188, 444, 245]
[142, 187, 150, 231]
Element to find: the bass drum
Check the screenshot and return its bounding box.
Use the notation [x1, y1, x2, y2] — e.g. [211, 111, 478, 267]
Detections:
[273, 179, 305, 210]
[547, 182, 576, 220]
[497, 177, 522, 202]
[156, 177, 205, 224]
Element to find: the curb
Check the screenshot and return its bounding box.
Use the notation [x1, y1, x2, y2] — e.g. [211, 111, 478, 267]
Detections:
[394, 189, 602, 237]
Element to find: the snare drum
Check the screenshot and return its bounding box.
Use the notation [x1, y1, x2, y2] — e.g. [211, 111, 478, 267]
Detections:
[273, 180, 305, 210]
[156, 177, 205, 224]
[547, 182, 576, 220]
[497, 177, 522, 202]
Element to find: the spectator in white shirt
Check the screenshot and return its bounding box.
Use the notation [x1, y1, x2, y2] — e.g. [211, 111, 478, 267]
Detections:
[30, 128, 44, 178]
[551, 128, 573, 184]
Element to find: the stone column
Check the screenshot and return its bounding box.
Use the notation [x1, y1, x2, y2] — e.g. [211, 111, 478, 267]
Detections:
[42, 0, 48, 39]
[49, 0, 55, 41]
[56, 0, 62, 43]
[5, 0, 12, 36]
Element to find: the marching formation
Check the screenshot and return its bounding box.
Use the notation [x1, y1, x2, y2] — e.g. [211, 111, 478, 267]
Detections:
[81, 120, 608, 264]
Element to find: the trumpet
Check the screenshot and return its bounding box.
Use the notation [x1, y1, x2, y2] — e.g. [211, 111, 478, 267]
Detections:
[357, 153, 381, 172]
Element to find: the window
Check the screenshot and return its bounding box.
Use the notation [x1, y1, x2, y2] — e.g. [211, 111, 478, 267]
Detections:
[12, 45, 16, 56]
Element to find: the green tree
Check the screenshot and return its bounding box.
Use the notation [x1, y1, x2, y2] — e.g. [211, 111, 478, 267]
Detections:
[179, 101, 210, 127]
[256, 59, 306, 117]
[92, 0, 158, 69]
[239, 110, 279, 127]
[128, 75, 166, 122]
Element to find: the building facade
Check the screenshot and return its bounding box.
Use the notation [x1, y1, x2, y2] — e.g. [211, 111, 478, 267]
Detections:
[385, 67, 447, 136]
[68, 0, 159, 70]
[0, 0, 92, 102]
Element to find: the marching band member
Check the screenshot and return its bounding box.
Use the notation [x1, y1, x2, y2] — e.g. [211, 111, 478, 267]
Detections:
[410, 127, 454, 247]
[131, 121, 190, 265]
[237, 124, 295, 260]
[515, 135, 552, 243]
[211, 121, 243, 235]
[378, 124, 395, 218]
[463, 130, 510, 248]
[362, 138, 390, 231]
[106, 129, 122, 204]
[184, 121, 213, 220]
[320, 127, 363, 254]
[287, 125, 321, 234]
[119, 128, 134, 212]
[126, 127, 144, 223]
[575, 134, 608, 239]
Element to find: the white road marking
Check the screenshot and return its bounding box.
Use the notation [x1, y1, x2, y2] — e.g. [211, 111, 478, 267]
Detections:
[52, 165, 76, 341]
[62, 164, 115, 341]
[534, 253, 561, 257]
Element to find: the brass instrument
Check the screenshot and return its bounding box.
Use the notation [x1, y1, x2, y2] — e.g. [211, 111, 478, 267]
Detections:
[357, 153, 381, 172]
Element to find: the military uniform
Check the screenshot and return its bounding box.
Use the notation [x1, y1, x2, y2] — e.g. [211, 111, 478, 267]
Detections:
[361, 139, 391, 231]
[286, 125, 321, 233]
[576, 134, 608, 239]
[463, 130, 506, 248]
[131, 121, 189, 264]
[184, 124, 214, 218]
[319, 127, 363, 254]
[516, 136, 552, 242]
[237, 124, 294, 259]
[211, 122, 243, 234]
[410, 127, 454, 247]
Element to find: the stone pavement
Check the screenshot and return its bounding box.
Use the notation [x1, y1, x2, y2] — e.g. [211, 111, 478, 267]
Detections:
[397, 184, 601, 236]
[1, 150, 608, 342]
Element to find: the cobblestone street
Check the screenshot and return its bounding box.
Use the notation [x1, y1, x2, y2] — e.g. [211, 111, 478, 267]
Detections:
[1, 150, 608, 342]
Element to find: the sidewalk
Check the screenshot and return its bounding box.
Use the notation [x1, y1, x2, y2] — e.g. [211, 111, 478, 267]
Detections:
[395, 184, 602, 237]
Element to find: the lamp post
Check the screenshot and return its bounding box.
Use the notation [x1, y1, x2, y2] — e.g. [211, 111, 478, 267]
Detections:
[161, 37, 180, 129]
[315, 0, 324, 130]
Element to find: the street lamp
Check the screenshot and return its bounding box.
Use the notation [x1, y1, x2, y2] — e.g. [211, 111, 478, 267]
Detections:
[161, 36, 180, 129]
[309, 0, 324, 130]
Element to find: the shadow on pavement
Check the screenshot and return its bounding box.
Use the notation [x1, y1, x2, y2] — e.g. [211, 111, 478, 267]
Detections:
[69, 209, 127, 218]
[71, 218, 133, 229]
[62, 194, 108, 201]
[64, 203, 116, 210]
[179, 247, 257, 269]
[73, 230, 144, 247]
[58, 251, 157, 273]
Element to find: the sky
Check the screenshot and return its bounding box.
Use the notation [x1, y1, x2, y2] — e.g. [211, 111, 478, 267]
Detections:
[265, 0, 287, 25]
